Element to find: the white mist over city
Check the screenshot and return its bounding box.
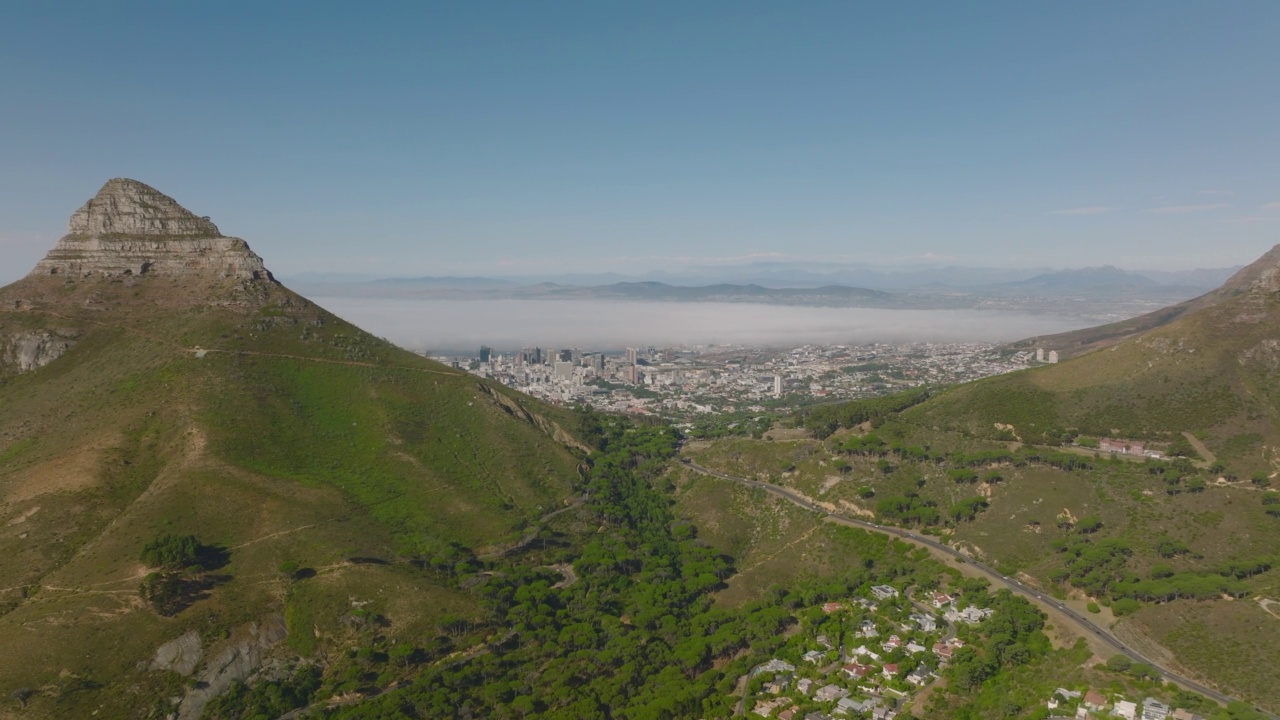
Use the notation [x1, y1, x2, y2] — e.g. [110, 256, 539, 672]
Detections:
[314, 298, 1089, 352]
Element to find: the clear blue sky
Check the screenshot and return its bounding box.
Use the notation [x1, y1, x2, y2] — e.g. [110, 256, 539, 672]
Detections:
[2, 1, 1278, 281]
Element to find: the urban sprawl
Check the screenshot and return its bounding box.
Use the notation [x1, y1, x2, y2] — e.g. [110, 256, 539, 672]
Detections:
[433, 343, 1058, 422]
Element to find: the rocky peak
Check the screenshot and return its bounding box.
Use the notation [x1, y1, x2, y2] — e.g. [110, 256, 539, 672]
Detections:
[30, 179, 273, 281]
[1215, 244, 1280, 296]
[67, 178, 221, 237]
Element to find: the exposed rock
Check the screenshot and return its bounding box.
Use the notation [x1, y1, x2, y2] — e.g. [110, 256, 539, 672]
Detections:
[30, 179, 273, 281]
[175, 616, 287, 720]
[476, 382, 591, 453]
[2, 330, 77, 371]
[1240, 339, 1280, 370]
[151, 630, 204, 677]
[67, 178, 220, 237]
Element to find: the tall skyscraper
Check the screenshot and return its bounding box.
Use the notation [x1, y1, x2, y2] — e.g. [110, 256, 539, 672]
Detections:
[773, 374, 783, 398]
[479, 346, 492, 363]
[626, 347, 638, 365]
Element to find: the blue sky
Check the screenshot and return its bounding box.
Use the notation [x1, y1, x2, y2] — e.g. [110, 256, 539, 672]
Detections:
[2, 1, 1278, 281]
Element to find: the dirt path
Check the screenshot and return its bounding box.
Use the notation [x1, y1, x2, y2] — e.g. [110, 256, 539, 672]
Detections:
[1183, 432, 1217, 465]
[736, 525, 820, 575]
[190, 348, 464, 377]
[1259, 597, 1280, 620]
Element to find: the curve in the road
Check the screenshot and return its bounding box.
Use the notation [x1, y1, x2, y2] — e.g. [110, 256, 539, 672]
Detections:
[679, 459, 1275, 718]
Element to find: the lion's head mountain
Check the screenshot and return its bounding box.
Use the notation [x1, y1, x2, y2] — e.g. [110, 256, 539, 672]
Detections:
[0, 180, 584, 719]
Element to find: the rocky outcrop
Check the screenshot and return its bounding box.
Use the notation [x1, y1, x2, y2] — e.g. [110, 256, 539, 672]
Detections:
[174, 616, 287, 720]
[151, 630, 204, 677]
[2, 330, 77, 372]
[476, 382, 591, 453]
[29, 179, 273, 281]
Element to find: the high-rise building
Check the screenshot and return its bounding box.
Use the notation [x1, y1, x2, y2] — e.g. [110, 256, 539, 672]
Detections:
[554, 361, 574, 380]
[773, 374, 784, 398]
[626, 347, 638, 365]
[626, 364, 639, 385]
[1035, 348, 1045, 362]
[558, 349, 573, 362]
[479, 346, 492, 363]
[1048, 350, 1059, 364]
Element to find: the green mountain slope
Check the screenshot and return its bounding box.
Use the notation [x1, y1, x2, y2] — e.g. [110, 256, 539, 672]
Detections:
[0, 184, 584, 719]
[910, 245, 1280, 471]
[1009, 245, 1280, 360]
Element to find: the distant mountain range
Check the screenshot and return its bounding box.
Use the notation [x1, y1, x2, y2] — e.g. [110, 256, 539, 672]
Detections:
[284, 263, 1240, 292]
[287, 265, 1236, 321]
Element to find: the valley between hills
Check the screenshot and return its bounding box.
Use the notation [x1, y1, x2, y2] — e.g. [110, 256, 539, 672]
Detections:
[2, 180, 1279, 720]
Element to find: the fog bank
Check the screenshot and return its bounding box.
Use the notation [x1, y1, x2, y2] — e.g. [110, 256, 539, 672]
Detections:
[310, 298, 1090, 352]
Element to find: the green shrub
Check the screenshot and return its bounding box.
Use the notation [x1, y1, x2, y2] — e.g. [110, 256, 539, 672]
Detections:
[140, 534, 200, 570]
[1112, 598, 1141, 616]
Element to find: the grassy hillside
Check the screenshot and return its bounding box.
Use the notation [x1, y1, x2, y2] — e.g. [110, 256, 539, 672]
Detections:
[0, 276, 583, 718]
[907, 291, 1280, 474]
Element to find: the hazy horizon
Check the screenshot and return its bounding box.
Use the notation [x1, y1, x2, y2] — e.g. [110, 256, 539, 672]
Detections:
[310, 297, 1089, 354]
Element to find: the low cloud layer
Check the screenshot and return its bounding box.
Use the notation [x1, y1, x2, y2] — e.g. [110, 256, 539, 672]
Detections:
[312, 298, 1090, 352]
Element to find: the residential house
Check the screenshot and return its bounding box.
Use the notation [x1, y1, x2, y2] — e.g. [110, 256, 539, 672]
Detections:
[1083, 690, 1108, 712]
[1049, 687, 1082, 712]
[905, 641, 927, 655]
[871, 585, 899, 600]
[871, 707, 897, 720]
[796, 678, 814, 696]
[906, 666, 933, 686]
[932, 642, 955, 661]
[1142, 698, 1171, 720]
[881, 662, 900, 680]
[931, 591, 953, 608]
[946, 606, 993, 625]
[1170, 710, 1204, 720]
[802, 650, 825, 664]
[833, 697, 859, 716]
[842, 662, 874, 680]
[858, 619, 880, 638]
[850, 644, 881, 662]
[754, 659, 796, 676]
[752, 698, 788, 717]
[804, 713, 835, 720]
[816, 634, 834, 649]
[910, 612, 938, 632]
[779, 706, 801, 720]
[1113, 699, 1138, 720]
[814, 684, 849, 702]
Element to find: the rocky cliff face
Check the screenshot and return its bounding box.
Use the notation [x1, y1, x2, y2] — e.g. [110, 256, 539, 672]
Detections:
[30, 179, 273, 281]
[2, 329, 78, 372]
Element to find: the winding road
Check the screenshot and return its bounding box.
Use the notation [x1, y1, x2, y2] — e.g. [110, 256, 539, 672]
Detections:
[679, 458, 1276, 718]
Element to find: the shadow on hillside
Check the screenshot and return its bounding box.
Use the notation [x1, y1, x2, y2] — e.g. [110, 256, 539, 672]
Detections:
[195, 543, 232, 571]
[143, 572, 234, 617]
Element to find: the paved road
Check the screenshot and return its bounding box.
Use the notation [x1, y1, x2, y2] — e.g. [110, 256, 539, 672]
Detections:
[680, 458, 1276, 718]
